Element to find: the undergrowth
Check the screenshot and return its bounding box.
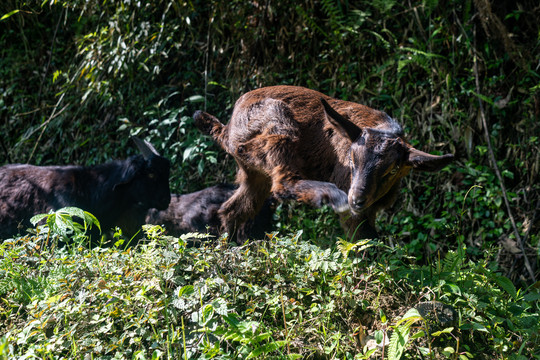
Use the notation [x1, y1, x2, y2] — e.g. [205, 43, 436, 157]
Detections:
[0, 212, 538, 359]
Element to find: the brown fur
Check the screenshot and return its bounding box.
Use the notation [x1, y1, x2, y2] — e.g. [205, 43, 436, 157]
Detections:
[194, 85, 453, 239]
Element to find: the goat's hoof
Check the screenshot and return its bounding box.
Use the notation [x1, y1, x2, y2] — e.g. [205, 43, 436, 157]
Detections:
[333, 202, 350, 214]
[326, 188, 349, 213]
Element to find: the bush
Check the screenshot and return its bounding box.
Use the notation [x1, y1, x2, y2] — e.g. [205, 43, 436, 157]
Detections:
[0, 219, 538, 359]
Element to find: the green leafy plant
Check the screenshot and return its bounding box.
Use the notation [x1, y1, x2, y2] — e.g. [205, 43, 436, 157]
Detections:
[1, 1, 539, 358]
[1, 226, 540, 358]
[30, 206, 100, 240]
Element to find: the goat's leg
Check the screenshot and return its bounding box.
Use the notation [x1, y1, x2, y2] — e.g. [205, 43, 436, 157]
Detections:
[234, 134, 350, 214]
[218, 168, 271, 243]
[292, 180, 349, 213]
[269, 167, 349, 214]
[232, 133, 350, 214]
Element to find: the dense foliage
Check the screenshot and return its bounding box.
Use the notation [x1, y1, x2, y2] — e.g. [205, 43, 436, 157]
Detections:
[1, 0, 539, 358]
[0, 218, 539, 359]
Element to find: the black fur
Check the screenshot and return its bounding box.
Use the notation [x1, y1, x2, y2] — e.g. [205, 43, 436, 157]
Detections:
[145, 184, 274, 243]
[0, 141, 171, 239]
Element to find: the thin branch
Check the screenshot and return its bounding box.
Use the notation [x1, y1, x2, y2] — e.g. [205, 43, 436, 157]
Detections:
[203, 12, 212, 111]
[34, 6, 65, 123]
[521, 199, 540, 259]
[472, 26, 536, 282]
[280, 289, 291, 355]
[28, 93, 67, 164]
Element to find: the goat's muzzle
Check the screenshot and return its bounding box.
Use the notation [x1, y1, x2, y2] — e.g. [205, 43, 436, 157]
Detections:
[349, 193, 370, 215]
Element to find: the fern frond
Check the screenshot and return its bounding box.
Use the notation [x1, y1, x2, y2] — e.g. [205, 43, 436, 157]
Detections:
[441, 250, 462, 273]
[388, 324, 411, 360]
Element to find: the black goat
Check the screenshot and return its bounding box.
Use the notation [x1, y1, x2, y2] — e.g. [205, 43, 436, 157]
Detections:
[145, 184, 274, 243]
[0, 138, 171, 239]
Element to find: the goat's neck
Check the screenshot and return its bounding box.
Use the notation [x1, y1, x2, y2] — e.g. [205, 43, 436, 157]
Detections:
[69, 160, 126, 213]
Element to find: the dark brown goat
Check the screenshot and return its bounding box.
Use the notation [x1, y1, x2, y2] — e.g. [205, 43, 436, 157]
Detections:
[145, 183, 274, 242]
[0, 138, 171, 239]
[194, 85, 453, 239]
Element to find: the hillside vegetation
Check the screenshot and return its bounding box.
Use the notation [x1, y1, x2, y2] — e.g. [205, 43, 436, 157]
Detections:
[0, 0, 539, 358]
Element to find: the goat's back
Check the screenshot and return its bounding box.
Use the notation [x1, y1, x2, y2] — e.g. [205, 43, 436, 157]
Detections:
[220, 86, 397, 185]
[231, 86, 392, 130]
[146, 184, 235, 235]
[0, 155, 169, 239]
[0, 164, 83, 237]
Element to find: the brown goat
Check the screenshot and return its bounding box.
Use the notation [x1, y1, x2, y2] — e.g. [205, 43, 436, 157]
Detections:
[194, 85, 453, 239]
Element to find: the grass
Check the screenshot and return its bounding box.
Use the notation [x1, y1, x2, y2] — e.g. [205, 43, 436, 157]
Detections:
[0, 212, 539, 359]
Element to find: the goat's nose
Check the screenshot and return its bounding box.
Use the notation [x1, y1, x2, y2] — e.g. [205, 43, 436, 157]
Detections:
[351, 196, 366, 209]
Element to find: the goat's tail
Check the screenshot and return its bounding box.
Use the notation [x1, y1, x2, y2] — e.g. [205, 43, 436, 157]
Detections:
[193, 110, 227, 147]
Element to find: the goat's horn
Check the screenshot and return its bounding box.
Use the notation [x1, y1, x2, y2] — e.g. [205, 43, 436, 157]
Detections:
[132, 137, 160, 159]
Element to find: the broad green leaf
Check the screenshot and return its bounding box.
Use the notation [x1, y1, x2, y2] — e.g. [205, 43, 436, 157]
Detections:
[399, 308, 422, 321]
[410, 330, 425, 339]
[183, 146, 197, 161]
[186, 95, 204, 103]
[469, 322, 489, 333]
[247, 341, 286, 359]
[443, 347, 455, 355]
[445, 283, 462, 295]
[374, 329, 384, 343]
[222, 313, 241, 328]
[396, 308, 423, 327]
[523, 292, 540, 302]
[493, 274, 517, 299]
[252, 332, 272, 343]
[379, 309, 387, 323]
[202, 304, 214, 323]
[177, 285, 194, 297]
[30, 213, 50, 226]
[237, 320, 259, 335]
[431, 327, 454, 336]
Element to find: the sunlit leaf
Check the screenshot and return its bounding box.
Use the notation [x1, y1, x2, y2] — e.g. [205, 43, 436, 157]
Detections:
[0, 9, 20, 21]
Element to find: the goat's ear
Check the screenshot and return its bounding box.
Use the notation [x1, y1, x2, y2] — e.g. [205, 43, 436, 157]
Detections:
[113, 157, 141, 191]
[321, 98, 362, 141]
[132, 137, 160, 160]
[406, 147, 454, 172]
